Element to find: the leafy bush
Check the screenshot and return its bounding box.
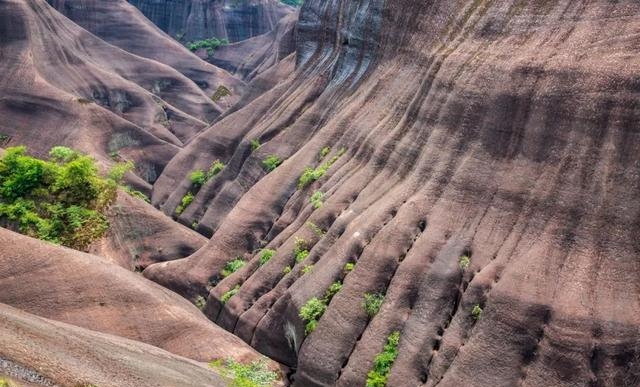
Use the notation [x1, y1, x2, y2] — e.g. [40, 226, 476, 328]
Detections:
[306, 221, 325, 237]
[366, 331, 401, 387]
[297, 150, 345, 189]
[294, 237, 309, 263]
[344, 262, 355, 272]
[250, 139, 261, 151]
[472, 304, 483, 320]
[175, 192, 194, 214]
[209, 358, 278, 387]
[363, 293, 385, 317]
[187, 37, 229, 57]
[310, 191, 323, 209]
[122, 185, 150, 202]
[108, 161, 134, 183]
[259, 249, 275, 265]
[282, 265, 292, 274]
[0, 146, 117, 250]
[211, 85, 231, 102]
[207, 160, 225, 179]
[195, 295, 207, 310]
[222, 257, 246, 278]
[302, 264, 314, 274]
[190, 170, 207, 186]
[262, 155, 282, 172]
[325, 281, 343, 299]
[319, 146, 330, 160]
[221, 285, 240, 304]
[299, 297, 326, 335]
[459, 254, 470, 270]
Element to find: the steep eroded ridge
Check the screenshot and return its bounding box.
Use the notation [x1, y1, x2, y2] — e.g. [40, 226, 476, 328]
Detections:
[144, 1, 640, 386]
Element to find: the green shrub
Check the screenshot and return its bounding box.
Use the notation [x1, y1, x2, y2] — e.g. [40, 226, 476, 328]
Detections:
[319, 146, 330, 160]
[221, 285, 240, 304]
[366, 331, 401, 387]
[122, 185, 150, 203]
[302, 264, 314, 274]
[108, 161, 134, 183]
[207, 160, 225, 179]
[310, 191, 323, 209]
[175, 192, 194, 214]
[262, 155, 282, 172]
[187, 37, 229, 57]
[195, 295, 207, 310]
[282, 265, 292, 274]
[297, 150, 344, 189]
[344, 262, 355, 272]
[363, 293, 385, 317]
[299, 297, 326, 335]
[259, 249, 275, 265]
[190, 169, 206, 186]
[472, 304, 483, 320]
[0, 146, 117, 250]
[325, 281, 343, 300]
[209, 358, 278, 387]
[459, 254, 470, 270]
[222, 258, 246, 278]
[211, 85, 231, 102]
[250, 139, 261, 151]
[306, 221, 325, 237]
[294, 237, 309, 263]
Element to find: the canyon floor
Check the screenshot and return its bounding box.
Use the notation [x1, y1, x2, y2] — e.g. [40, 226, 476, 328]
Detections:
[1, 1, 640, 387]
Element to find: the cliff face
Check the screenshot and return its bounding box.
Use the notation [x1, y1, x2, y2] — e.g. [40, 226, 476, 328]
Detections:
[144, 1, 640, 386]
[127, 0, 294, 42]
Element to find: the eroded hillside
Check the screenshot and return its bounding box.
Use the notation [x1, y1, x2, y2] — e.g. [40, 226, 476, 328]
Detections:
[1, 1, 640, 387]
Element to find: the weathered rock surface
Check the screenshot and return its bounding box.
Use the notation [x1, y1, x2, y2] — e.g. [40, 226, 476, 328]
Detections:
[47, 0, 245, 103]
[0, 228, 275, 365]
[0, 303, 227, 387]
[88, 191, 207, 270]
[128, 0, 294, 43]
[144, 1, 640, 386]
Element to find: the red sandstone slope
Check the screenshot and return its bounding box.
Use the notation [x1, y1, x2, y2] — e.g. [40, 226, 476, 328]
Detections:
[143, 1, 640, 386]
[0, 0, 237, 180]
[0, 303, 227, 387]
[0, 228, 276, 366]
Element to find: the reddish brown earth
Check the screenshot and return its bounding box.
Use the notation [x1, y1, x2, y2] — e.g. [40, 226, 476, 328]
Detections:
[0, 303, 227, 387]
[143, 1, 640, 386]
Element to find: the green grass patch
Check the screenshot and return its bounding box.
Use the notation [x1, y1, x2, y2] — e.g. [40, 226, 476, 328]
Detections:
[250, 139, 261, 151]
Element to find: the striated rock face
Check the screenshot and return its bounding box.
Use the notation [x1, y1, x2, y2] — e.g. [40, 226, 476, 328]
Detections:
[128, 0, 294, 43]
[144, 1, 640, 386]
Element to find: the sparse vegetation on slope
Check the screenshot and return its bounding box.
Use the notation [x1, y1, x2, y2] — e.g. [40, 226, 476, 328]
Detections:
[262, 155, 282, 172]
[363, 293, 385, 317]
[297, 148, 345, 189]
[222, 257, 246, 278]
[299, 281, 343, 335]
[209, 358, 279, 387]
[186, 37, 229, 57]
[366, 331, 401, 387]
[0, 146, 119, 250]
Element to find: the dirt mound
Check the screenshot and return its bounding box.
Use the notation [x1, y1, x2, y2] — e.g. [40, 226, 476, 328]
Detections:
[143, 1, 640, 386]
[0, 228, 276, 365]
[0, 303, 227, 387]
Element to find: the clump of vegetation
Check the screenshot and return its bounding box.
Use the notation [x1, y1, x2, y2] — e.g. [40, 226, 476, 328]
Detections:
[0, 146, 120, 250]
[187, 37, 229, 57]
[211, 85, 231, 102]
[319, 146, 330, 160]
[366, 331, 401, 387]
[209, 358, 278, 387]
[459, 254, 470, 270]
[302, 264, 314, 274]
[282, 265, 292, 274]
[190, 169, 207, 186]
[306, 221, 325, 237]
[297, 148, 345, 189]
[259, 249, 275, 265]
[310, 191, 323, 209]
[472, 304, 483, 320]
[222, 257, 246, 278]
[363, 293, 385, 317]
[221, 285, 240, 304]
[122, 185, 150, 203]
[250, 139, 261, 151]
[195, 295, 207, 310]
[299, 281, 343, 335]
[175, 192, 194, 214]
[344, 262, 355, 272]
[294, 237, 309, 263]
[0, 378, 14, 387]
[262, 155, 282, 172]
[207, 160, 225, 179]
